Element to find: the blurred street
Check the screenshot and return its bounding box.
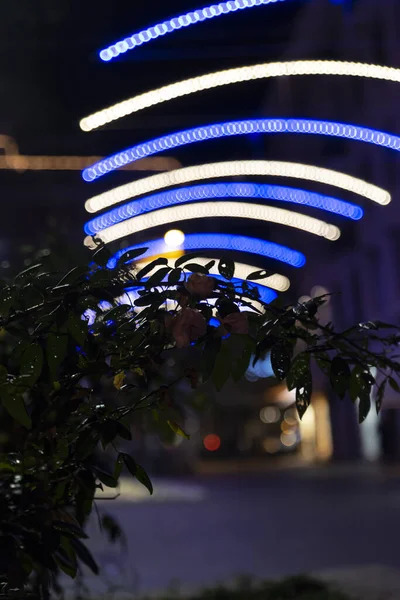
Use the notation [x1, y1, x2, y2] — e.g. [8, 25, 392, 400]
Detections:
[82, 464, 400, 596]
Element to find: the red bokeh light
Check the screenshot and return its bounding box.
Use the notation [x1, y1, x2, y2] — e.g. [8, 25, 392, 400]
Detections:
[203, 434, 221, 452]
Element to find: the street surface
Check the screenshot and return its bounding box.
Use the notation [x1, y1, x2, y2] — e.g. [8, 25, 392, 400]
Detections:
[78, 465, 400, 596]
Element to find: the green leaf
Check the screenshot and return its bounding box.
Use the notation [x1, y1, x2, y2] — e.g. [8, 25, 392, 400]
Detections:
[349, 365, 372, 422]
[389, 376, 400, 393]
[212, 340, 232, 391]
[286, 353, 310, 392]
[116, 421, 132, 441]
[204, 260, 216, 271]
[246, 269, 271, 281]
[271, 341, 293, 381]
[20, 343, 43, 385]
[92, 245, 111, 268]
[296, 375, 312, 420]
[113, 371, 125, 390]
[202, 336, 222, 382]
[1, 387, 31, 428]
[376, 379, 386, 414]
[93, 467, 118, 488]
[123, 454, 153, 495]
[103, 304, 131, 321]
[183, 263, 209, 274]
[114, 454, 125, 480]
[218, 257, 235, 280]
[168, 268, 183, 285]
[329, 356, 351, 399]
[136, 258, 168, 281]
[134, 292, 161, 307]
[15, 263, 43, 280]
[167, 420, 190, 439]
[52, 521, 88, 540]
[117, 247, 149, 266]
[315, 352, 330, 375]
[70, 538, 99, 575]
[145, 266, 171, 288]
[68, 312, 88, 346]
[230, 335, 255, 382]
[358, 389, 371, 424]
[47, 332, 68, 380]
[175, 253, 200, 268]
[54, 549, 77, 579]
[0, 365, 7, 383]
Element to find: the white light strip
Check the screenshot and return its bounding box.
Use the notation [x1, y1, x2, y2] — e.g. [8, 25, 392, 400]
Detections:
[85, 160, 390, 213]
[84, 202, 341, 247]
[137, 256, 290, 291]
[80, 60, 400, 132]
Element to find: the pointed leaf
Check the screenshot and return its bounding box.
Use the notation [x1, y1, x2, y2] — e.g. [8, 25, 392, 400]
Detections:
[92, 245, 111, 268]
[0, 385, 31, 429]
[145, 266, 171, 288]
[175, 253, 200, 268]
[136, 258, 168, 281]
[93, 468, 118, 488]
[113, 371, 125, 390]
[0, 287, 14, 318]
[389, 376, 400, 393]
[117, 247, 148, 266]
[20, 343, 43, 385]
[167, 420, 190, 440]
[70, 538, 99, 575]
[330, 356, 351, 399]
[123, 454, 153, 495]
[47, 332, 68, 380]
[183, 263, 209, 274]
[218, 258, 235, 280]
[271, 341, 293, 381]
[168, 268, 183, 285]
[68, 312, 88, 346]
[376, 379, 386, 414]
[286, 353, 310, 392]
[296, 376, 312, 420]
[246, 269, 271, 281]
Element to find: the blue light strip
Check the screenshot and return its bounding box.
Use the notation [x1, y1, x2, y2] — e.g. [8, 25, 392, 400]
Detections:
[99, 0, 285, 62]
[124, 277, 278, 305]
[85, 182, 362, 236]
[107, 233, 306, 269]
[82, 119, 400, 182]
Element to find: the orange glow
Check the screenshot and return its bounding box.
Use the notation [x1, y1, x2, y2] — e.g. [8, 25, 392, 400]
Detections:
[203, 434, 221, 452]
[0, 135, 181, 172]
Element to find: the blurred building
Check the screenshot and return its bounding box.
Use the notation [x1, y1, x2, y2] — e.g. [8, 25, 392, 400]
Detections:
[261, 0, 400, 462]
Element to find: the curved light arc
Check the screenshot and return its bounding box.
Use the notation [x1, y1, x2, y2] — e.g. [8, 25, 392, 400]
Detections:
[107, 233, 306, 269]
[85, 160, 389, 214]
[99, 0, 286, 62]
[81, 61, 400, 132]
[82, 119, 400, 183]
[84, 201, 341, 248]
[84, 182, 362, 236]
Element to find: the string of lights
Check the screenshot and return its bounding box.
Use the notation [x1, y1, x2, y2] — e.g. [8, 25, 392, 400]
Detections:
[84, 160, 388, 214]
[81, 61, 400, 132]
[107, 233, 306, 269]
[82, 119, 400, 183]
[84, 182, 362, 236]
[84, 201, 341, 247]
[99, 0, 286, 62]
